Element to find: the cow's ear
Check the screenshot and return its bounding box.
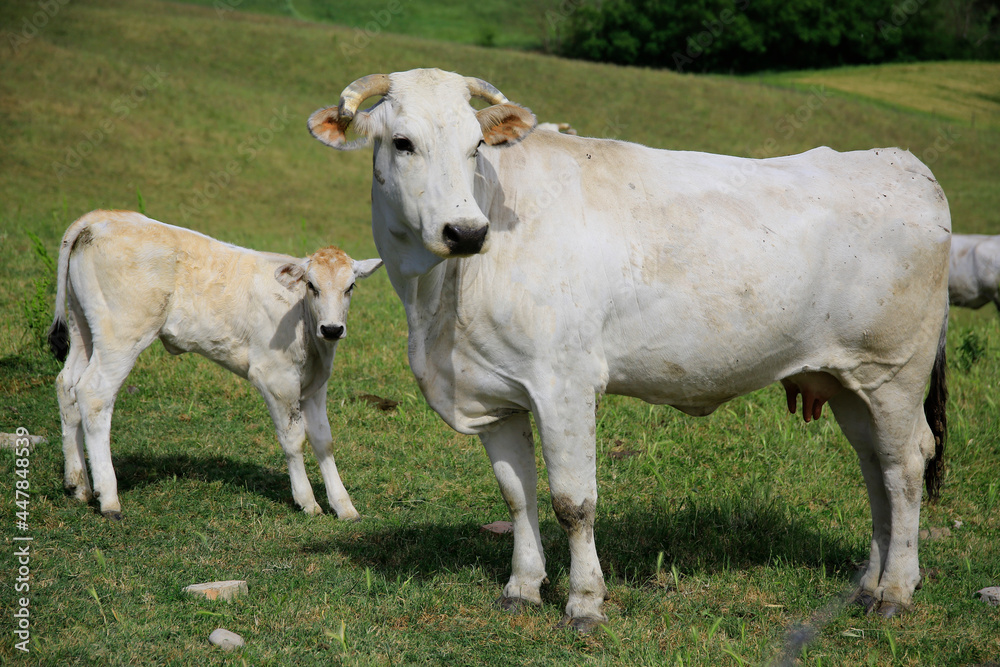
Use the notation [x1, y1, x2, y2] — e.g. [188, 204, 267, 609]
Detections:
[308, 106, 372, 151]
[353, 258, 383, 280]
[275, 263, 306, 290]
[476, 103, 537, 147]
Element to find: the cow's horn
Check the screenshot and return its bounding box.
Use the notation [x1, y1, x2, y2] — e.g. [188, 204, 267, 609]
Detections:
[465, 77, 509, 105]
[339, 73, 391, 119]
[309, 74, 390, 150]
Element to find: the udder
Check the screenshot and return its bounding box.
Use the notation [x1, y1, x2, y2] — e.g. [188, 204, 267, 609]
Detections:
[780, 372, 843, 423]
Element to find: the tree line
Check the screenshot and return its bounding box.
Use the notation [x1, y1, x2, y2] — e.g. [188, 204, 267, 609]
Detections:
[542, 0, 999, 73]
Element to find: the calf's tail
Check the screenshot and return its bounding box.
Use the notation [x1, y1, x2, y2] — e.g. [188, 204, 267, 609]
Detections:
[922, 316, 948, 502]
[48, 212, 96, 362]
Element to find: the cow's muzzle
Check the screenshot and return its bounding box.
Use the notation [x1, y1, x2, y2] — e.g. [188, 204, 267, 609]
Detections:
[320, 324, 345, 340]
[442, 223, 488, 256]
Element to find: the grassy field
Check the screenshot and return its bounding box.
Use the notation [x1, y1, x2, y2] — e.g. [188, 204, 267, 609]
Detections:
[2, 0, 999, 664]
[172, 0, 550, 50]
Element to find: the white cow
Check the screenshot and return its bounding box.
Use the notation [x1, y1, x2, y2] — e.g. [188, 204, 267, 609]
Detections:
[48, 210, 382, 521]
[307, 69, 950, 629]
[948, 233, 1000, 312]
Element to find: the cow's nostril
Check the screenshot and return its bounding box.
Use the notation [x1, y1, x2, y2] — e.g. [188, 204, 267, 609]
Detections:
[320, 324, 345, 340]
[442, 224, 488, 255]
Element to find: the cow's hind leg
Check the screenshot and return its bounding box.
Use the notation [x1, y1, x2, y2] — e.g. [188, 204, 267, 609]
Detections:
[302, 385, 359, 520]
[481, 413, 547, 612]
[57, 309, 92, 502]
[829, 386, 929, 617]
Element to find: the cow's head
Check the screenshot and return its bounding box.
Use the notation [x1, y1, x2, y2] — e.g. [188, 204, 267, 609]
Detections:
[276, 246, 382, 341]
[308, 69, 536, 272]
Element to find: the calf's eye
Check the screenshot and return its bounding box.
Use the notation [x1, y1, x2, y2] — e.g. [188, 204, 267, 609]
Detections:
[306, 281, 318, 294]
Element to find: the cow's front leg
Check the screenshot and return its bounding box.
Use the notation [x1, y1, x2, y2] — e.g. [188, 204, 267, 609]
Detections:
[253, 374, 322, 515]
[302, 385, 360, 520]
[534, 392, 607, 632]
[481, 412, 546, 611]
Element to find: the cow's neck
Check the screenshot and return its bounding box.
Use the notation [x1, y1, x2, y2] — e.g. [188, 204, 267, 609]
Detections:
[300, 298, 337, 397]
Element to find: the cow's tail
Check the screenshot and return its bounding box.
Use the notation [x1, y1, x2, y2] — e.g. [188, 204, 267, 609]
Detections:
[48, 212, 96, 362]
[923, 315, 948, 502]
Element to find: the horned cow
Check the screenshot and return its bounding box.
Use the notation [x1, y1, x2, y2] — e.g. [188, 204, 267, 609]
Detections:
[308, 69, 950, 629]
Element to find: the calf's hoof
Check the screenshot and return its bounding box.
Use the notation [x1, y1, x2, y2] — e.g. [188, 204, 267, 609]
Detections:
[495, 595, 540, 614]
[301, 504, 324, 516]
[65, 485, 93, 502]
[101, 510, 123, 522]
[556, 614, 606, 634]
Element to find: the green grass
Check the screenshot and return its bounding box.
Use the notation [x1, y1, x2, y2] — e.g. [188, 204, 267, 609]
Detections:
[2, 0, 1000, 664]
[172, 0, 551, 50]
[767, 61, 1000, 129]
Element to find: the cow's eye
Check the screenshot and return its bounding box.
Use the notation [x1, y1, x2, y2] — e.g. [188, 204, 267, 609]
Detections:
[470, 139, 484, 159]
[393, 136, 415, 154]
[345, 282, 356, 295]
[306, 280, 318, 294]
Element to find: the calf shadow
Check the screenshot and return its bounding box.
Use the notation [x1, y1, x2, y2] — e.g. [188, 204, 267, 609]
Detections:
[113, 453, 295, 508]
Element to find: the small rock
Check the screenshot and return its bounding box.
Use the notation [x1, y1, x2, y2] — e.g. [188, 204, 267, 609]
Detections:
[0, 433, 47, 450]
[208, 628, 245, 650]
[953, 520, 963, 529]
[183, 580, 248, 601]
[480, 521, 513, 535]
[975, 587, 1000, 607]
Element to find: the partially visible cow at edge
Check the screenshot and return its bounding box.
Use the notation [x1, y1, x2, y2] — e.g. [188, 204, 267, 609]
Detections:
[948, 233, 1000, 312]
[48, 210, 382, 521]
[307, 69, 950, 629]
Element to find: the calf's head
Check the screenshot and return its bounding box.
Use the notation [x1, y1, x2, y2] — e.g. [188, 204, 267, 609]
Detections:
[275, 246, 382, 341]
[308, 69, 536, 273]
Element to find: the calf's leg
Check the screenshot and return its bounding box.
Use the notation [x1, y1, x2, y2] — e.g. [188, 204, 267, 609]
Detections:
[253, 374, 322, 515]
[56, 312, 92, 501]
[74, 346, 145, 520]
[302, 386, 359, 520]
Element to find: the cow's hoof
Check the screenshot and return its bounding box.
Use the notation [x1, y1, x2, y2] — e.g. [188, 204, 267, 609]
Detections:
[850, 590, 877, 613]
[876, 603, 900, 618]
[302, 504, 324, 516]
[495, 595, 539, 614]
[101, 510, 123, 521]
[556, 615, 605, 634]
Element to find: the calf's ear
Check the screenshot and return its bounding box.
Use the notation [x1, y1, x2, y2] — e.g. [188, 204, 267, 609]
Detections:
[353, 258, 383, 280]
[275, 263, 306, 290]
[477, 103, 537, 147]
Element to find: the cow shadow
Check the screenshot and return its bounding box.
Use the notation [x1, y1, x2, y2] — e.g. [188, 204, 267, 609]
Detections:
[113, 453, 295, 507]
[301, 493, 860, 595]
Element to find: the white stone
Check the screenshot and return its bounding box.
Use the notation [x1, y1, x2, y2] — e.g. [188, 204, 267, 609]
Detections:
[183, 580, 248, 601]
[975, 587, 1000, 607]
[0, 433, 47, 450]
[208, 628, 245, 650]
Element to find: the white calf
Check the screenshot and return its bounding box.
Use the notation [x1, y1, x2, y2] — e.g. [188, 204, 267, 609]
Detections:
[48, 210, 382, 520]
[948, 233, 1000, 312]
